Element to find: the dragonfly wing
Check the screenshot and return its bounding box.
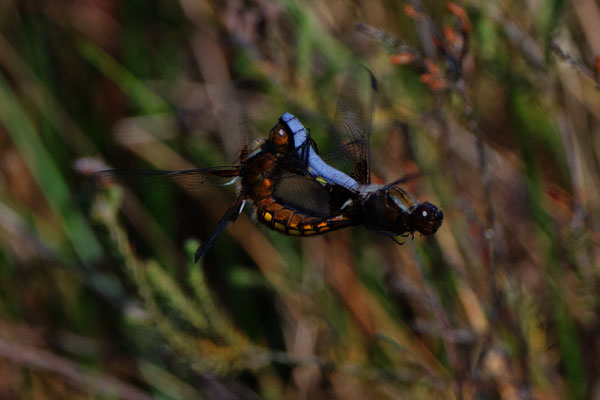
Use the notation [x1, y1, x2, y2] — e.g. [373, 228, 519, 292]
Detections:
[280, 113, 359, 191]
[272, 172, 354, 218]
[95, 166, 242, 191]
[194, 195, 245, 262]
[329, 66, 377, 185]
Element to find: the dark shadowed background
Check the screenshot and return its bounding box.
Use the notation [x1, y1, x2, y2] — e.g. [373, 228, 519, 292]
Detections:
[1, 0, 599, 398]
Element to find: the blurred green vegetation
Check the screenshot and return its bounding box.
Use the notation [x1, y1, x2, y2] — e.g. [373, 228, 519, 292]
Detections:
[1, 0, 599, 398]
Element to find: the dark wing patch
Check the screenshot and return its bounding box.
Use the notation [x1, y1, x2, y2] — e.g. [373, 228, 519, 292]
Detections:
[272, 173, 332, 218]
[95, 167, 241, 191]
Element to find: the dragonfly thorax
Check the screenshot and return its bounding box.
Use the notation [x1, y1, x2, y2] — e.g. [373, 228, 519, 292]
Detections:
[359, 189, 413, 236]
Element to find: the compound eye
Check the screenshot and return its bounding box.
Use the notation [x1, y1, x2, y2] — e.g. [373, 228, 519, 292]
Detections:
[271, 125, 289, 145]
[412, 202, 443, 235]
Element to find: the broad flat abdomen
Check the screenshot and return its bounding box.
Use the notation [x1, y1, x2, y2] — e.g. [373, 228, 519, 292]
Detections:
[256, 197, 353, 236]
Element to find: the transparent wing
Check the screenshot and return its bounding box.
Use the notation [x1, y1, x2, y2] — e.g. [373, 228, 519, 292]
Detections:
[327, 66, 377, 185]
[95, 167, 241, 191]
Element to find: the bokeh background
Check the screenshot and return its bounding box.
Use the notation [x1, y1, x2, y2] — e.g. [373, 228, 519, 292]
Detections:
[1, 0, 600, 398]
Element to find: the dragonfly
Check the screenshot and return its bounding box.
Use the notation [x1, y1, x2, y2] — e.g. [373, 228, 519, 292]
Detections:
[254, 67, 444, 242]
[97, 110, 333, 262]
[98, 67, 442, 262]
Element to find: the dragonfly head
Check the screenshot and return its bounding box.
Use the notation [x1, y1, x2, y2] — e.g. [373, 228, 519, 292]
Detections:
[411, 202, 444, 235]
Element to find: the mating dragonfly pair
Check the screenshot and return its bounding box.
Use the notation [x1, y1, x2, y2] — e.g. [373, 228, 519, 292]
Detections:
[99, 68, 443, 262]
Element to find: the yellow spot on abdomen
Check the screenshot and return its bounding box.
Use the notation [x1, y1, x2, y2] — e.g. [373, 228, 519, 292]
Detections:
[288, 229, 301, 236]
[263, 212, 273, 223]
[303, 230, 316, 236]
[274, 222, 286, 232]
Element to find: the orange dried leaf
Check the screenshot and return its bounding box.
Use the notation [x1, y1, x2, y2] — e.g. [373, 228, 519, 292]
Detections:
[444, 25, 456, 45]
[447, 2, 471, 32]
[390, 53, 415, 65]
[420, 73, 433, 84]
[429, 79, 448, 91]
[404, 4, 426, 20]
[424, 58, 441, 74]
[447, 2, 466, 18]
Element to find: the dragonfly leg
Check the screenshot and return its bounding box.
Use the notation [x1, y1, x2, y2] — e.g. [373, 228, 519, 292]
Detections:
[390, 231, 414, 246]
[194, 195, 246, 263]
[391, 236, 406, 246]
[291, 133, 317, 172]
